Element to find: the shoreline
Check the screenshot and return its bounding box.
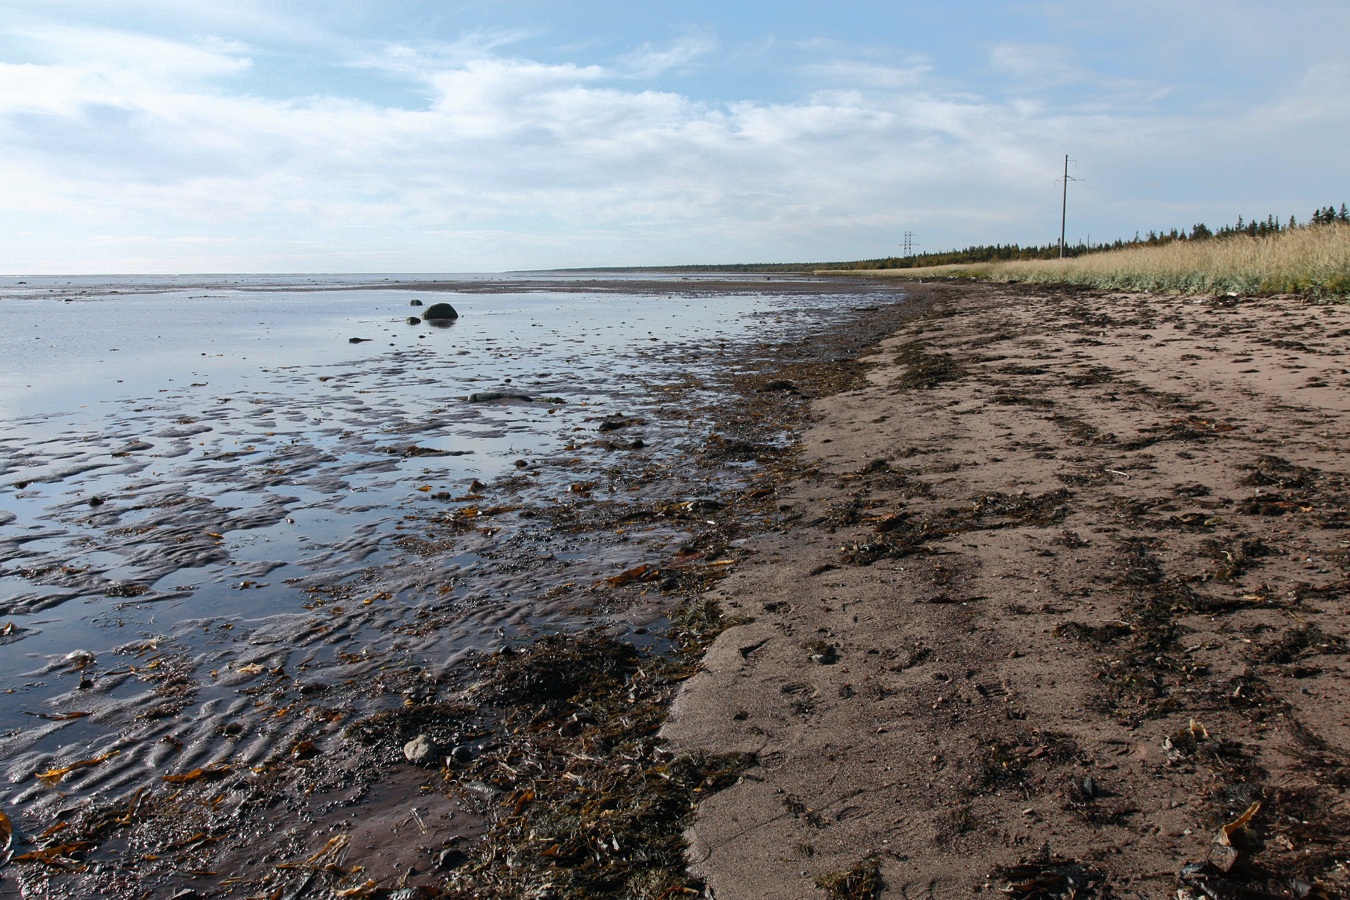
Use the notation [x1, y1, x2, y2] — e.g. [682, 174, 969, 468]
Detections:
[0, 277, 925, 898]
[665, 282, 1350, 897]
[5, 278, 1346, 897]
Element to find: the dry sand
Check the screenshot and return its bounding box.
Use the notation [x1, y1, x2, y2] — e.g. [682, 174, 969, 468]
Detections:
[665, 283, 1350, 898]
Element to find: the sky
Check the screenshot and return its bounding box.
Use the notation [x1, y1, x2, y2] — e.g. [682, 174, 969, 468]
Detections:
[1, 1, 1347, 274]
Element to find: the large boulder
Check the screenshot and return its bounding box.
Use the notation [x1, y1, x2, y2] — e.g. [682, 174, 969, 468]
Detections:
[424, 302, 459, 321]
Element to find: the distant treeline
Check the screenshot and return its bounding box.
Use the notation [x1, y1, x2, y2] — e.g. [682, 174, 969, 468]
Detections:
[549, 204, 1350, 275]
[833, 203, 1350, 271]
[557, 262, 829, 274]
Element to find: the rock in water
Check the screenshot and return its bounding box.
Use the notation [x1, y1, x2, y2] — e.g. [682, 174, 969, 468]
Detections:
[409, 298, 424, 306]
[424, 302, 459, 321]
[467, 391, 533, 403]
[407, 316, 422, 324]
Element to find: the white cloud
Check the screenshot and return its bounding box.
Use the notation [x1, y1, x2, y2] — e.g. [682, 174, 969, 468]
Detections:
[800, 60, 931, 90]
[424, 58, 610, 132]
[9, 21, 253, 83]
[987, 43, 1077, 85]
[1, 8, 1347, 272]
[0, 37, 1137, 270]
[350, 29, 542, 76]
[618, 32, 718, 78]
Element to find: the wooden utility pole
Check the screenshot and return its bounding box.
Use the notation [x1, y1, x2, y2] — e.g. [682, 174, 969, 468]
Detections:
[1059, 155, 1080, 258]
[1060, 155, 1069, 258]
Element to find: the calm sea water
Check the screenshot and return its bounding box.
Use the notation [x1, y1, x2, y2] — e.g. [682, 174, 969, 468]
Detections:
[0, 273, 899, 825]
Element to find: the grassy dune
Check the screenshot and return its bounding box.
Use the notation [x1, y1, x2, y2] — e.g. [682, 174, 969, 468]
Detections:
[832, 222, 1350, 297]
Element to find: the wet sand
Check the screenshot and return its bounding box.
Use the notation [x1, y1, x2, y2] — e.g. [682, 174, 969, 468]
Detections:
[0, 277, 922, 898]
[666, 282, 1350, 898]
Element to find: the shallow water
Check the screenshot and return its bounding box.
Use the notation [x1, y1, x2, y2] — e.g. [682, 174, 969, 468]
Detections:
[0, 274, 903, 828]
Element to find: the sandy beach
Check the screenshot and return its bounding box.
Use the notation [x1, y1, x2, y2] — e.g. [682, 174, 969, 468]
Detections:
[666, 282, 1350, 898]
[4, 278, 1347, 899]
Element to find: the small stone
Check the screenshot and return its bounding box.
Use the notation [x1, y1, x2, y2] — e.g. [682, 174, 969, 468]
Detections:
[811, 645, 839, 665]
[1208, 842, 1240, 873]
[449, 744, 475, 763]
[409, 298, 424, 306]
[403, 734, 439, 765]
[436, 847, 468, 870]
[64, 649, 96, 670]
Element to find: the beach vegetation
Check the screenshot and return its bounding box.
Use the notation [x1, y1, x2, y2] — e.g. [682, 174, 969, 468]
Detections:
[562, 203, 1350, 292]
[835, 220, 1350, 298]
[838, 204, 1350, 272]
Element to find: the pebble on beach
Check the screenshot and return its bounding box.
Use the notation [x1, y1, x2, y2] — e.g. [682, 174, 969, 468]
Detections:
[404, 734, 440, 765]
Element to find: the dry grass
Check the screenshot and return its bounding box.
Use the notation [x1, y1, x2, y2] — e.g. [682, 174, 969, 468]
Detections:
[832, 223, 1350, 297]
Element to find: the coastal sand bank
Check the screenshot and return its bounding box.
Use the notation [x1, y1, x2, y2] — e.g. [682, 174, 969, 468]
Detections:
[666, 283, 1350, 897]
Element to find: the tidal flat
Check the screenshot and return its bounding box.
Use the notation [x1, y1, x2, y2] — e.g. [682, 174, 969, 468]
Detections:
[0, 273, 917, 897]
